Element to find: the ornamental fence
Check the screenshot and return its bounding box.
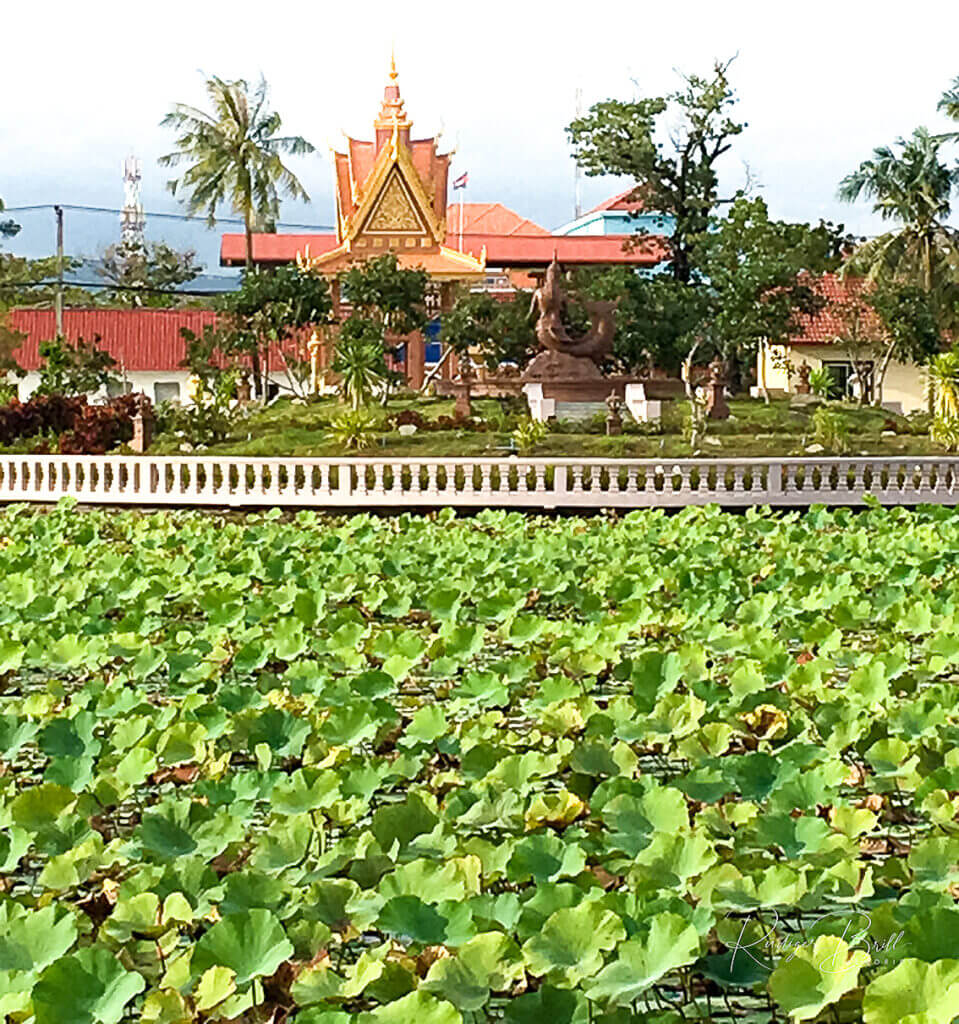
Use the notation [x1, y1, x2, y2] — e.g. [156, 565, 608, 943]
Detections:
[1, 455, 959, 509]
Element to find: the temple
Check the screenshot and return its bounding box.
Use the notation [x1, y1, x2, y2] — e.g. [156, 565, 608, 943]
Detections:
[219, 60, 668, 386]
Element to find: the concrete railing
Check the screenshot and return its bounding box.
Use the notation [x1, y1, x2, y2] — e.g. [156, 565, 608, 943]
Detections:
[1, 455, 959, 509]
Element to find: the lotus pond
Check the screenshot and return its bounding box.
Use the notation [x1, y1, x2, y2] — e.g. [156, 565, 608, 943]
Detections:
[1, 501, 959, 1023]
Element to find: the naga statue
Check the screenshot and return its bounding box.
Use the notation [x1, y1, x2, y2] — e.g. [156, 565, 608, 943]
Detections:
[528, 254, 618, 365]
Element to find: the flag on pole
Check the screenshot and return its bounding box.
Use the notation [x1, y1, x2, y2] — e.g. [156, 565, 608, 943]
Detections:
[453, 172, 468, 190]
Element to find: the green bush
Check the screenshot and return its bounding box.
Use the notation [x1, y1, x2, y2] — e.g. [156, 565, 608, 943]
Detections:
[328, 408, 381, 450]
[511, 416, 549, 453]
[811, 404, 850, 452]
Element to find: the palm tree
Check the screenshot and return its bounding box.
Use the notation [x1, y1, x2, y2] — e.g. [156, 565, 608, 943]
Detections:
[160, 76, 314, 269]
[331, 320, 389, 410]
[837, 128, 959, 298]
[939, 76, 959, 138]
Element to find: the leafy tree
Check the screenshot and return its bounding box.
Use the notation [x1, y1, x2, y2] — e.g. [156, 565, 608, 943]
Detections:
[574, 199, 845, 390]
[838, 127, 959, 312]
[220, 264, 333, 397]
[160, 75, 314, 268]
[692, 197, 848, 392]
[98, 240, 202, 306]
[0, 253, 92, 307]
[440, 290, 537, 369]
[868, 281, 943, 404]
[567, 59, 745, 284]
[340, 254, 429, 336]
[0, 197, 20, 241]
[35, 335, 118, 396]
[573, 268, 709, 376]
[337, 254, 429, 399]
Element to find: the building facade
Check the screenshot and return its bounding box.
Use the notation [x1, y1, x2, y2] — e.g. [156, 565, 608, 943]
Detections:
[755, 274, 928, 414]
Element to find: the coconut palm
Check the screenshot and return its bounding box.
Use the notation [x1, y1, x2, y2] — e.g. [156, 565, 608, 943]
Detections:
[837, 128, 959, 298]
[160, 76, 314, 268]
[939, 76, 959, 139]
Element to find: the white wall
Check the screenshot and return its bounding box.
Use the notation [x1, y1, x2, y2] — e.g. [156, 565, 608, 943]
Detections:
[757, 344, 928, 414]
[16, 370, 305, 406]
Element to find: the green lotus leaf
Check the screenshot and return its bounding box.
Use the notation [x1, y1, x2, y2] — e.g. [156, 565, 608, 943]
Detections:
[696, 949, 770, 988]
[908, 837, 959, 887]
[507, 832, 586, 883]
[423, 931, 523, 1011]
[138, 987, 192, 1024]
[194, 965, 236, 1012]
[378, 895, 449, 945]
[521, 901, 625, 985]
[10, 782, 76, 829]
[0, 901, 77, 974]
[502, 985, 590, 1023]
[31, 946, 146, 1024]
[371, 793, 439, 851]
[360, 989, 462, 1023]
[588, 912, 701, 1006]
[768, 935, 870, 1020]
[271, 769, 341, 815]
[192, 908, 293, 987]
[38, 713, 98, 759]
[862, 958, 959, 1024]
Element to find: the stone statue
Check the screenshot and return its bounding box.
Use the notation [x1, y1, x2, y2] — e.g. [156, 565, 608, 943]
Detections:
[529, 254, 618, 364]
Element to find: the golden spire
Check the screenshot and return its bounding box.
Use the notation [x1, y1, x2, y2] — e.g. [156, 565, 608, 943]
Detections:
[375, 50, 410, 130]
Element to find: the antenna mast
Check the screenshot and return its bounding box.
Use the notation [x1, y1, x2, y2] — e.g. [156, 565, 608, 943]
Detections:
[573, 87, 583, 220]
[121, 155, 146, 246]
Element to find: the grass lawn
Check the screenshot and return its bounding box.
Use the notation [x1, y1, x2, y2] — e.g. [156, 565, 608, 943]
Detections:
[149, 394, 944, 459]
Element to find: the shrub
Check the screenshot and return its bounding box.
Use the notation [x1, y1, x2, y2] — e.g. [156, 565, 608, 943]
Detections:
[811, 404, 850, 453]
[511, 416, 548, 453]
[0, 393, 143, 454]
[329, 409, 380, 450]
[808, 366, 838, 399]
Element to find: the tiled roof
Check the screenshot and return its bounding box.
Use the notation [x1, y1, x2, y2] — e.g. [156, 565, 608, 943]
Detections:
[443, 203, 550, 237]
[587, 187, 647, 215]
[789, 273, 883, 346]
[220, 232, 666, 268]
[8, 308, 217, 371]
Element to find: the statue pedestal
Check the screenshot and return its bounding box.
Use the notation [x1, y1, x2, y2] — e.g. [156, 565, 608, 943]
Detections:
[522, 353, 669, 424]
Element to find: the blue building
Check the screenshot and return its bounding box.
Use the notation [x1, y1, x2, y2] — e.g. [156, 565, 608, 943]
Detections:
[553, 189, 675, 238]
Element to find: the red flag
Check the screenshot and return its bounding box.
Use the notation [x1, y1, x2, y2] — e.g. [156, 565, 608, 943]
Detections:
[453, 172, 468, 190]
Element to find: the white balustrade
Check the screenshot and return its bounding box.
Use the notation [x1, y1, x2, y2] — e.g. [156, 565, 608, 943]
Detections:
[0, 455, 958, 509]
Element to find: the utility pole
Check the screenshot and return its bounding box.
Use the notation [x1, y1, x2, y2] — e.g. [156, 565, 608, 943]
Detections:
[54, 205, 64, 337]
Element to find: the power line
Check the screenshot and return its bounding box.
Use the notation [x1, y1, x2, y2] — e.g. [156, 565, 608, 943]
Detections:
[0, 279, 233, 297]
[3, 203, 335, 232]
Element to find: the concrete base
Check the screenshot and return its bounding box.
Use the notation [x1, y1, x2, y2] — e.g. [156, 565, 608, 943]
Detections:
[523, 383, 556, 422]
[625, 383, 662, 423]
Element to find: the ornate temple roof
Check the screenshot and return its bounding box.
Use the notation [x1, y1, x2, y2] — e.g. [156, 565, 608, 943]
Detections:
[302, 59, 480, 280]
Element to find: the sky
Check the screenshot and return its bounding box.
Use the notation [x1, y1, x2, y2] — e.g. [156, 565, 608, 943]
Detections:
[2, 0, 958, 272]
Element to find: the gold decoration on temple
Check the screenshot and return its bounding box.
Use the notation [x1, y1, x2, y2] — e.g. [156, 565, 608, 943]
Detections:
[296, 245, 324, 273]
[365, 172, 425, 233]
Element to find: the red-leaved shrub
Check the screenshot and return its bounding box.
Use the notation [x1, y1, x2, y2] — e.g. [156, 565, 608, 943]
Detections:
[0, 393, 147, 455]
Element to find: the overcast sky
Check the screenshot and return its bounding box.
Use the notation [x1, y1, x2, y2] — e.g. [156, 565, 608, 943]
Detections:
[2, 0, 958, 268]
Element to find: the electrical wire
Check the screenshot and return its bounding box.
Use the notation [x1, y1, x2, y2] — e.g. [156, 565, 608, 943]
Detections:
[0, 280, 232, 297]
[3, 203, 335, 232]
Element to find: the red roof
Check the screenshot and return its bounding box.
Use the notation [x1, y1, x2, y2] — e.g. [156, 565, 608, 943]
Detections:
[443, 203, 549, 237]
[587, 187, 647, 215]
[8, 308, 217, 371]
[789, 274, 883, 346]
[220, 231, 666, 268]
